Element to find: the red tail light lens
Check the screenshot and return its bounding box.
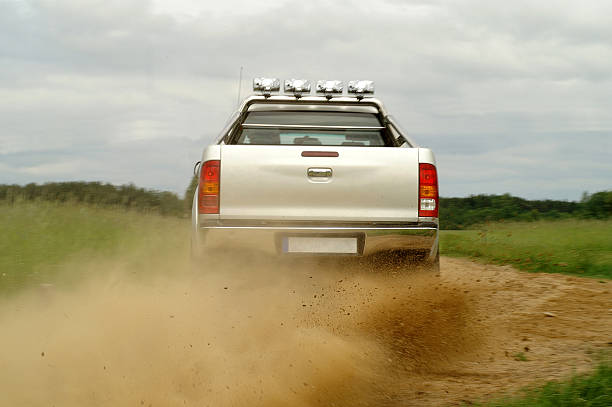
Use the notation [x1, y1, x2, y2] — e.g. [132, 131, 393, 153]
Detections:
[198, 160, 220, 214]
[419, 163, 438, 218]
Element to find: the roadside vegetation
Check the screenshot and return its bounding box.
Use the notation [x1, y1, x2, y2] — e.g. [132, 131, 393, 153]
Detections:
[0, 182, 186, 216]
[440, 191, 611, 229]
[476, 356, 612, 407]
[440, 219, 612, 279]
[0, 202, 188, 296]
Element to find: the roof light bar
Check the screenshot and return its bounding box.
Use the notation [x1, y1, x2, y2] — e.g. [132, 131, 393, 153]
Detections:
[253, 77, 280, 97]
[252, 77, 375, 100]
[284, 79, 311, 98]
[315, 80, 343, 99]
[348, 80, 375, 99]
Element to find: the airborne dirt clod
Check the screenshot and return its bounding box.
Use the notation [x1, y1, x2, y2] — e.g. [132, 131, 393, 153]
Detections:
[0, 252, 610, 406]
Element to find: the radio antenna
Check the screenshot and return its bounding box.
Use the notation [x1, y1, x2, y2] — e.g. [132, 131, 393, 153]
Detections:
[236, 66, 243, 108]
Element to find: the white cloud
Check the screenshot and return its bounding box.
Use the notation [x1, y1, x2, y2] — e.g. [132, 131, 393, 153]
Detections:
[19, 158, 84, 176]
[151, 0, 292, 21]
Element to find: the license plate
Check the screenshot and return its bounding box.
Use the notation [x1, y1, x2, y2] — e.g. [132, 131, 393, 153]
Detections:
[283, 236, 358, 254]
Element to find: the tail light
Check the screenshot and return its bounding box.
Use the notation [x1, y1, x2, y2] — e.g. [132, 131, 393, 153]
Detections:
[419, 163, 438, 218]
[198, 160, 220, 214]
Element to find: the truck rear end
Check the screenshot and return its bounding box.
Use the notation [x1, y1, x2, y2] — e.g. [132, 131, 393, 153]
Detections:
[192, 94, 439, 269]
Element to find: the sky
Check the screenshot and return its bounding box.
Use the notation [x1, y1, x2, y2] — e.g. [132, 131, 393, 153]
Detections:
[1, 0, 611, 200]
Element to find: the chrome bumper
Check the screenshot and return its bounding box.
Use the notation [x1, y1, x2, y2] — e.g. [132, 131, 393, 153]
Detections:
[195, 220, 438, 260]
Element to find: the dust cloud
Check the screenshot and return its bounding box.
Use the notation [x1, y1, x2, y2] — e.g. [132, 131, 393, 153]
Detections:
[0, 247, 476, 406]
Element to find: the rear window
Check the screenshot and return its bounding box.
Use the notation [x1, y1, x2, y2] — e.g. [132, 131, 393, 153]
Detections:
[243, 111, 382, 126]
[235, 111, 389, 146]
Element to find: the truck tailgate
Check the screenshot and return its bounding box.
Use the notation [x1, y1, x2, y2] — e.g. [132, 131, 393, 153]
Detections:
[219, 145, 419, 222]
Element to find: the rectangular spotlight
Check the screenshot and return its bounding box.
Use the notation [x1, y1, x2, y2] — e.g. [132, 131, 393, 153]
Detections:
[315, 80, 343, 99]
[348, 80, 375, 99]
[284, 79, 311, 98]
[253, 78, 280, 97]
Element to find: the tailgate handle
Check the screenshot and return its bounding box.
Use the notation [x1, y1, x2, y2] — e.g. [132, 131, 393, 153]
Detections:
[308, 168, 332, 178]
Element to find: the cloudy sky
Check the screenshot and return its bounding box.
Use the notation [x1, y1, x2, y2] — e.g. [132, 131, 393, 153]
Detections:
[1, 0, 610, 200]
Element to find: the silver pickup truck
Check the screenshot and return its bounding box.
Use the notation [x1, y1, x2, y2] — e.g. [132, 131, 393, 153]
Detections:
[191, 79, 439, 271]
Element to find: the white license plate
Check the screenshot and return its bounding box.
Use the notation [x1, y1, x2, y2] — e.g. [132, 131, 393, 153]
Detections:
[284, 237, 358, 254]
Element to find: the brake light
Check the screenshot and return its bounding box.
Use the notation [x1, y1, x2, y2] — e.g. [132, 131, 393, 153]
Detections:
[419, 163, 438, 218]
[198, 160, 220, 214]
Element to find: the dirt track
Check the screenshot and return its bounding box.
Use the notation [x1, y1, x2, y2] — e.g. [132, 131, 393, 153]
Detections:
[0, 254, 610, 406]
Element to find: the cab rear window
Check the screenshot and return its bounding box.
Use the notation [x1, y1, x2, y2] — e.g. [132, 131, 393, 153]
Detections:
[235, 111, 390, 146]
[243, 111, 382, 126]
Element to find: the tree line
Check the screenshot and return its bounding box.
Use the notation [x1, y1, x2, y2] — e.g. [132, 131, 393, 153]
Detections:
[0, 182, 186, 217]
[440, 191, 612, 229]
[1, 181, 609, 229]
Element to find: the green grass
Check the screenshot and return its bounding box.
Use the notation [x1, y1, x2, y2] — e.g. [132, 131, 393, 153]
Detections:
[0, 202, 189, 295]
[440, 219, 612, 279]
[477, 358, 612, 407]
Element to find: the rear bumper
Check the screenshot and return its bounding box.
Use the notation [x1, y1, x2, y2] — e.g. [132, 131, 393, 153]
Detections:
[194, 220, 438, 260]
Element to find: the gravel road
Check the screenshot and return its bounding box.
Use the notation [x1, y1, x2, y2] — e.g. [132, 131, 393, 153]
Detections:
[0, 254, 610, 406]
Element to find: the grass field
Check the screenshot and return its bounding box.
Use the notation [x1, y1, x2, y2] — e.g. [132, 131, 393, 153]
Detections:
[0, 202, 188, 295]
[440, 219, 612, 279]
